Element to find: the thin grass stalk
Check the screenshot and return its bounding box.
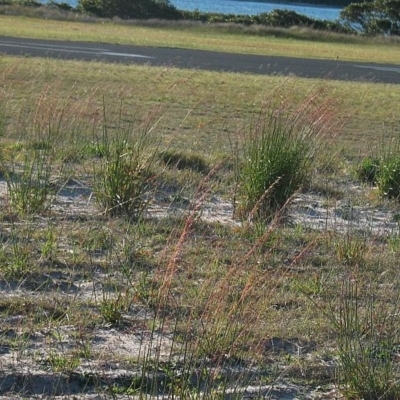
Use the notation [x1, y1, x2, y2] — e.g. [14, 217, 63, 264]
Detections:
[157, 162, 221, 303]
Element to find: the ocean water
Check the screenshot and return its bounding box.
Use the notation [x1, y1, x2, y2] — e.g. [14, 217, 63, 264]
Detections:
[61, 0, 342, 22]
[172, 0, 341, 21]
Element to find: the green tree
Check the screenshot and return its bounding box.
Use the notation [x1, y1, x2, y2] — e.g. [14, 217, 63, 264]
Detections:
[340, 0, 400, 35]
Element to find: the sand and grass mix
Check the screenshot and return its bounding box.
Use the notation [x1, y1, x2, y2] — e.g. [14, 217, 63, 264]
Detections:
[1, 18, 400, 398]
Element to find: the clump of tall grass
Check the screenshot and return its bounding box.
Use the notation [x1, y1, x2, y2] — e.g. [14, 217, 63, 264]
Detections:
[236, 89, 337, 221]
[3, 140, 55, 215]
[377, 155, 400, 200]
[356, 156, 380, 185]
[141, 165, 317, 398]
[0, 83, 68, 215]
[93, 108, 161, 221]
[330, 280, 400, 400]
[0, 81, 95, 215]
[334, 232, 367, 266]
[357, 136, 400, 200]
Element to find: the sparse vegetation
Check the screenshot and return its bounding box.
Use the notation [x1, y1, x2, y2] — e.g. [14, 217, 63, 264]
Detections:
[334, 231, 367, 265]
[1, 17, 400, 398]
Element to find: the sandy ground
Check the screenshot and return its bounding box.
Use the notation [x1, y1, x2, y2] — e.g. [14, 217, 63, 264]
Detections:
[1, 177, 397, 399]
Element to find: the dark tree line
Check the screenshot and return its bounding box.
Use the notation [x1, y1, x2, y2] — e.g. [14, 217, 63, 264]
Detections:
[77, 0, 181, 19]
[74, 0, 346, 31]
[340, 0, 400, 35]
[74, 0, 400, 35]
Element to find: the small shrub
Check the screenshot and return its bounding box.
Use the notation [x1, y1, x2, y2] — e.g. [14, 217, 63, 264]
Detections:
[77, 0, 182, 20]
[356, 156, 380, 185]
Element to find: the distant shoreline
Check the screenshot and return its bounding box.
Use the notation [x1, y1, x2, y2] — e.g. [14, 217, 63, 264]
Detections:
[43, 0, 342, 20]
[48, 0, 344, 11]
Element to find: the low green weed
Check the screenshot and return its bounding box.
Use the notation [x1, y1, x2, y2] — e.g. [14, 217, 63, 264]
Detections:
[40, 226, 57, 261]
[48, 350, 81, 373]
[388, 235, 400, 252]
[100, 285, 132, 325]
[100, 298, 124, 325]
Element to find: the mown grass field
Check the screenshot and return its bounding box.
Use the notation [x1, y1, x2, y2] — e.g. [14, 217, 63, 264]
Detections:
[1, 10, 400, 399]
[1, 12, 400, 63]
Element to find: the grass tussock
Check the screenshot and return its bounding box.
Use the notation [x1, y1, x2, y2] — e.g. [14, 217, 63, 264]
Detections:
[356, 135, 400, 200]
[93, 106, 161, 220]
[236, 89, 339, 221]
[329, 280, 400, 400]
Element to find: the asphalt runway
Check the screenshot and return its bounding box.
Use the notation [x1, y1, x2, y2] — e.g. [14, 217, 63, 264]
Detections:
[1, 35, 400, 84]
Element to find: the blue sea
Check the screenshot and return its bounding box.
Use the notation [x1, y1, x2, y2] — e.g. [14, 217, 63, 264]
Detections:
[172, 0, 341, 21]
[61, 0, 342, 22]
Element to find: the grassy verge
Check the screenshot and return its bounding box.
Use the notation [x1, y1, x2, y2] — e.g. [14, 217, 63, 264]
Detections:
[1, 51, 400, 398]
[1, 12, 400, 63]
[1, 56, 399, 159]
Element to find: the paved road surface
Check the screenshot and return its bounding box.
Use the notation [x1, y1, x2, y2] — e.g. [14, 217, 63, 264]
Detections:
[1, 36, 400, 84]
